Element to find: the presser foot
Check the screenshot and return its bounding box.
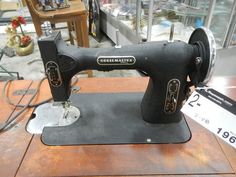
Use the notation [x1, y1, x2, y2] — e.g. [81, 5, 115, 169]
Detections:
[26, 102, 80, 134]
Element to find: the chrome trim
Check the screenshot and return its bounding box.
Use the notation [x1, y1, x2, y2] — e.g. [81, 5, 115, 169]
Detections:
[45, 61, 62, 87]
[164, 79, 180, 114]
[200, 27, 217, 84]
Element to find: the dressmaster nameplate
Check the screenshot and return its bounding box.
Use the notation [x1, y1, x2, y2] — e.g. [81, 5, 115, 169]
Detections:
[97, 56, 136, 65]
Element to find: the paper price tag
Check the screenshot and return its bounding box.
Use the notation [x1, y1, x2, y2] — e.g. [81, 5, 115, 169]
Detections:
[181, 88, 236, 149]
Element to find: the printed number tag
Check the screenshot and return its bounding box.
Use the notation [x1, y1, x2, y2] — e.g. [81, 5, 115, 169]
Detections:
[181, 89, 236, 149]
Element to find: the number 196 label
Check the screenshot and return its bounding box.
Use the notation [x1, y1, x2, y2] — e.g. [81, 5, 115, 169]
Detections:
[217, 128, 236, 144]
[181, 90, 236, 149]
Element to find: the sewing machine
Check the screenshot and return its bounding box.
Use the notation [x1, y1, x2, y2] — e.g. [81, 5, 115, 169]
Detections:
[31, 27, 216, 145]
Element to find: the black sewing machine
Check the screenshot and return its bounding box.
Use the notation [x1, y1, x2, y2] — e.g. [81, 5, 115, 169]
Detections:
[30, 27, 216, 146]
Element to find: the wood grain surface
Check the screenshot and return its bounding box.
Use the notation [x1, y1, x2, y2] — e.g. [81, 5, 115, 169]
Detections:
[0, 77, 235, 177]
[36, 0, 86, 18]
[16, 77, 235, 177]
[0, 80, 33, 177]
[0, 79, 53, 177]
[209, 76, 236, 100]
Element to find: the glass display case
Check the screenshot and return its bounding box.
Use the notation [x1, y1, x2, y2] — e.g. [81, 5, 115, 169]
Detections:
[208, 0, 236, 47]
[139, 0, 210, 42]
[99, 0, 236, 47]
[99, 0, 211, 44]
[99, 0, 141, 45]
[221, 0, 236, 48]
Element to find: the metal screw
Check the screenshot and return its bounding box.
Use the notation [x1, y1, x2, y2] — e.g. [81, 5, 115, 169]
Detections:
[195, 57, 202, 65]
[169, 24, 174, 42]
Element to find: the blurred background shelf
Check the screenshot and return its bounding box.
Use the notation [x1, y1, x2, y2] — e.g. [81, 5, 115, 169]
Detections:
[96, 0, 236, 48]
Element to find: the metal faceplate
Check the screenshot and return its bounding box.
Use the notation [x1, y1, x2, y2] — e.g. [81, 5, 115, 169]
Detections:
[26, 103, 80, 134]
[189, 27, 216, 84]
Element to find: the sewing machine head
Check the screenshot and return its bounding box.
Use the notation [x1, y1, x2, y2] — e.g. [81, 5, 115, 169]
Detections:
[38, 27, 216, 124]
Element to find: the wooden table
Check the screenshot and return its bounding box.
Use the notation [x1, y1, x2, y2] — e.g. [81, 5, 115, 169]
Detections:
[0, 77, 235, 177]
[26, 0, 89, 47]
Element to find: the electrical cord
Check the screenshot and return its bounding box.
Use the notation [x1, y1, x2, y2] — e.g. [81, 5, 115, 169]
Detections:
[0, 78, 45, 132]
[0, 76, 79, 132]
[2, 77, 50, 108]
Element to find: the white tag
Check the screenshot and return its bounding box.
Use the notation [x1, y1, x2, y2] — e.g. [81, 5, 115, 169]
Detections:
[181, 89, 236, 149]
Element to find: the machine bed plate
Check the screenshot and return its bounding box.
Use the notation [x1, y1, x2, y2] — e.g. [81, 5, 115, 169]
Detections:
[42, 93, 191, 145]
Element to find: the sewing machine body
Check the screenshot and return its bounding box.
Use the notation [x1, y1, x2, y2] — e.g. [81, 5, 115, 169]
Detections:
[38, 28, 215, 124]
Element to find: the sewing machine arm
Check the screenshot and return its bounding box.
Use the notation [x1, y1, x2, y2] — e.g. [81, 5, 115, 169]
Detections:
[38, 28, 215, 123]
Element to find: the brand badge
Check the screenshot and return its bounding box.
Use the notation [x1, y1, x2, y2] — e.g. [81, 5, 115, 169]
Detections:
[97, 56, 136, 65]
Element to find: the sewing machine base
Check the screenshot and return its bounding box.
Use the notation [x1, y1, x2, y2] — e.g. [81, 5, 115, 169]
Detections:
[41, 93, 191, 146]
